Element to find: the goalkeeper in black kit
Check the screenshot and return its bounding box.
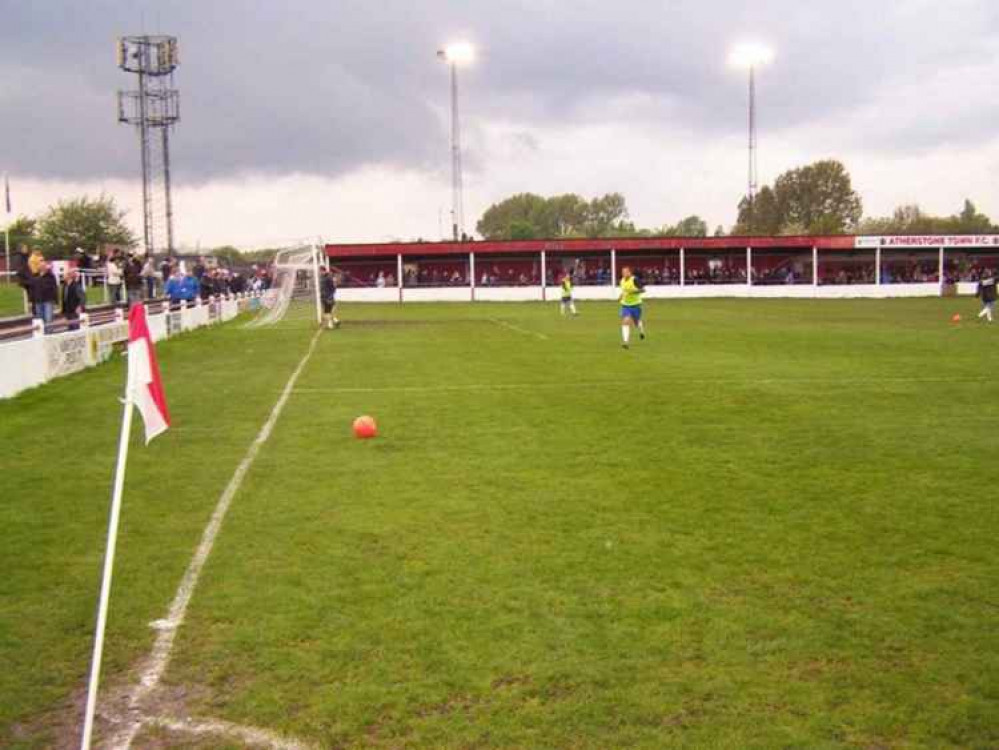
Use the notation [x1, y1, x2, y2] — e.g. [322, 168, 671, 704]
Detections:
[320, 266, 341, 330]
[977, 271, 996, 323]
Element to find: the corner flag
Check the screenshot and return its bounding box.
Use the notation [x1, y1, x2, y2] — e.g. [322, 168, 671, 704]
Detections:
[128, 304, 170, 443]
[80, 303, 170, 750]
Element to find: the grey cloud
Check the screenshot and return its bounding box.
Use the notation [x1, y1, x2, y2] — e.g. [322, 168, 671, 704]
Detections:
[2, 0, 999, 184]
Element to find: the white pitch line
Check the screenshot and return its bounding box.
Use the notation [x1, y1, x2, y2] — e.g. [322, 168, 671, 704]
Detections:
[293, 375, 994, 395]
[489, 318, 549, 340]
[107, 329, 322, 750]
[145, 714, 319, 750]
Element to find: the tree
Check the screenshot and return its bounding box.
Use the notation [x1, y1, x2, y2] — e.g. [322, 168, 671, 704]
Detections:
[476, 192, 633, 239]
[476, 193, 549, 240]
[583, 193, 629, 237]
[857, 200, 997, 235]
[209, 245, 243, 265]
[508, 220, 537, 240]
[734, 186, 781, 235]
[733, 160, 862, 235]
[659, 215, 708, 237]
[955, 199, 994, 233]
[774, 160, 862, 234]
[35, 195, 136, 258]
[5, 216, 36, 251]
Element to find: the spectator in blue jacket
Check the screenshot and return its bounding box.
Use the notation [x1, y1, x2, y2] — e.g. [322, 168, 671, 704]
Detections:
[164, 269, 199, 306]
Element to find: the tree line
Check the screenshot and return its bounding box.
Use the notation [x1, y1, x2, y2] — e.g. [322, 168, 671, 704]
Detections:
[476, 159, 999, 240]
[6, 195, 136, 258]
[6, 197, 278, 265]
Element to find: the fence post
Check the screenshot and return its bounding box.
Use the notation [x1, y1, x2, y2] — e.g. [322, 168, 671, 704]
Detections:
[610, 248, 617, 289]
[469, 252, 476, 302]
[540, 250, 547, 302]
[679, 248, 685, 287]
[938, 246, 945, 296]
[875, 246, 882, 286]
[397, 253, 404, 304]
[746, 246, 752, 287]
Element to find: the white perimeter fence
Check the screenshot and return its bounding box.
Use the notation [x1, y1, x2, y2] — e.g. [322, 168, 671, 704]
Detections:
[0, 294, 262, 400]
[335, 281, 982, 303]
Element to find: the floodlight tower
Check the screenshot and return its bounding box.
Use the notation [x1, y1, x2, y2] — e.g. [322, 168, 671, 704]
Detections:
[729, 43, 774, 232]
[117, 35, 180, 256]
[437, 42, 474, 241]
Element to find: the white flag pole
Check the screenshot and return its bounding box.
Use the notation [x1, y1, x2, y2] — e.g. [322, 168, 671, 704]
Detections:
[3, 172, 10, 287]
[80, 359, 136, 750]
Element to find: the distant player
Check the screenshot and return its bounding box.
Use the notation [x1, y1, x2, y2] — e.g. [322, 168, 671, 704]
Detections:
[320, 266, 341, 330]
[618, 266, 646, 349]
[560, 273, 578, 316]
[977, 270, 996, 323]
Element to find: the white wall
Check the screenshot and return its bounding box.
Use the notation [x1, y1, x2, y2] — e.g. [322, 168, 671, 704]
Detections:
[475, 287, 543, 302]
[403, 287, 473, 303]
[0, 336, 48, 397]
[338, 287, 401, 303]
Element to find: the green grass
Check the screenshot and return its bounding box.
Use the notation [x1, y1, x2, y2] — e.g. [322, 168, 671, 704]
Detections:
[0, 282, 108, 318]
[0, 283, 27, 316]
[2, 299, 998, 749]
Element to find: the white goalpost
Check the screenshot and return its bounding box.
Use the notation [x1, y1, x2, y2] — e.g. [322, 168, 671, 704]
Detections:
[246, 244, 323, 328]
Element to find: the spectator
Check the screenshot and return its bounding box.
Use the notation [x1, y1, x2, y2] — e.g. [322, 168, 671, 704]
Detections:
[165, 268, 199, 306]
[106, 253, 123, 305]
[31, 260, 59, 330]
[160, 257, 172, 287]
[124, 253, 144, 306]
[14, 245, 33, 315]
[28, 248, 44, 276]
[193, 256, 206, 281]
[376, 271, 386, 288]
[62, 267, 86, 330]
[141, 256, 158, 299]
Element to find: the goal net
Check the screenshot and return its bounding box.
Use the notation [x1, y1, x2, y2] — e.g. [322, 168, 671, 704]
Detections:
[246, 245, 323, 328]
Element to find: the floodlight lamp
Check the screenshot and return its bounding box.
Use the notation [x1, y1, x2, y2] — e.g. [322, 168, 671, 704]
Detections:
[729, 43, 774, 68]
[438, 42, 475, 64]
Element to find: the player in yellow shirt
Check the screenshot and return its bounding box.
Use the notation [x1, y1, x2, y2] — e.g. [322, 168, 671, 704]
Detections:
[560, 273, 578, 316]
[618, 267, 646, 349]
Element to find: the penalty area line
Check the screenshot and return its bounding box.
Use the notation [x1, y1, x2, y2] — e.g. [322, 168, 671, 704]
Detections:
[106, 328, 323, 750]
[293, 374, 993, 395]
[144, 714, 318, 750]
[489, 318, 550, 340]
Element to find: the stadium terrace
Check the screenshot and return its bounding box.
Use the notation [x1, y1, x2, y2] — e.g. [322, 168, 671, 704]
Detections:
[325, 234, 999, 302]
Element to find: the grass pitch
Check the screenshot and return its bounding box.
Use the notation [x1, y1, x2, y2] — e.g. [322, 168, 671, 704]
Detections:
[2, 299, 997, 749]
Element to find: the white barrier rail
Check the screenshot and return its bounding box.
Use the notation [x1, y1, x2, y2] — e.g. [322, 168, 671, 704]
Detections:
[337, 281, 967, 304]
[0, 294, 261, 400]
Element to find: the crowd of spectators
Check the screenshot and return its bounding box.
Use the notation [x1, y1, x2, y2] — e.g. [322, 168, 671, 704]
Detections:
[9, 246, 277, 332]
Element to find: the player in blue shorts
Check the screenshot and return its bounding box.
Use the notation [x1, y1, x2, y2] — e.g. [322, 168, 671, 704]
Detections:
[618, 266, 646, 349]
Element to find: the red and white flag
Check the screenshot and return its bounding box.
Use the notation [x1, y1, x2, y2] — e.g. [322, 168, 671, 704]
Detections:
[128, 304, 170, 443]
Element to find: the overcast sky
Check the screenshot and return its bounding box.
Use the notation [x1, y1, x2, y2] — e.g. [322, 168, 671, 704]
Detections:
[3, 0, 999, 247]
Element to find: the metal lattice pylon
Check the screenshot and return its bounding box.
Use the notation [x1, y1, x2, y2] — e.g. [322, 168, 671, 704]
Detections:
[117, 35, 180, 256]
